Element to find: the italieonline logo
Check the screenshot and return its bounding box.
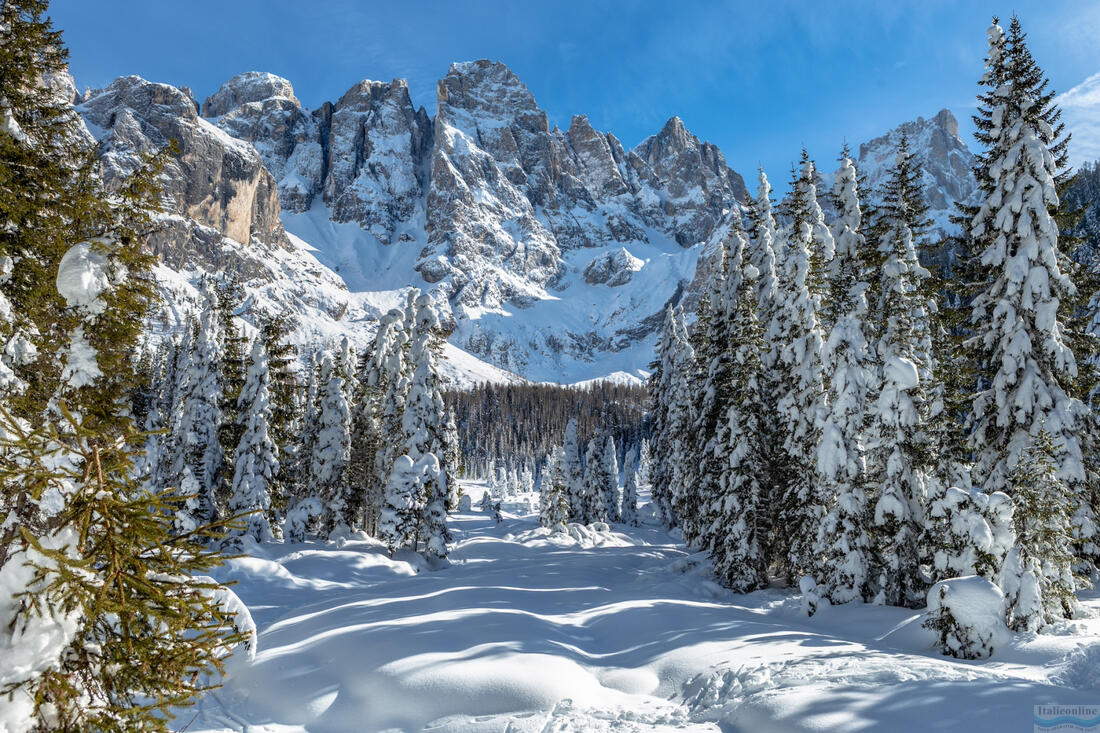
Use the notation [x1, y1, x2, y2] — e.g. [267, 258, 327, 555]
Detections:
[1035, 705, 1100, 732]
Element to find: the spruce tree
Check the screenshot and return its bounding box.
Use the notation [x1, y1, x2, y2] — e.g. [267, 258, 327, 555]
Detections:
[965, 18, 1092, 577]
[620, 448, 640, 527]
[0, 4, 248, 727]
[539, 446, 571, 531]
[229, 339, 279, 543]
[866, 137, 935, 608]
[815, 151, 874, 605]
[773, 153, 833, 583]
[310, 352, 352, 535]
[710, 230, 770, 593]
[1003, 428, 1077, 630]
[561, 417, 585, 520]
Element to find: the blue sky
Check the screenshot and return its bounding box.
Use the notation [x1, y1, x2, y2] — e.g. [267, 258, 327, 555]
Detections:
[49, 1, 1100, 185]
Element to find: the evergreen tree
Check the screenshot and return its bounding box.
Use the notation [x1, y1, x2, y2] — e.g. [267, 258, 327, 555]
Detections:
[229, 339, 279, 543]
[620, 448, 640, 527]
[773, 153, 834, 583]
[258, 312, 298, 514]
[710, 230, 770, 593]
[310, 352, 352, 535]
[0, 4, 248, 727]
[965, 19, 1091, 568]
[1003, 428, 1078, 630]
[176, 299, 225, 526]
[443, 407, 464, 509]
[689, 230, 735, 551]
[815, 151, 874, 605]
[665, 308, 696, 531]
[581, 437, 606, 523]
[215, 276, 248, 506]
[349, 310, 403, 535]
[867, 137, 935, 608]
[418, 453, 450, 566]
[539, 446, 571, 531]
[561, 417, 585, 520]
[647, 307, 679, 526]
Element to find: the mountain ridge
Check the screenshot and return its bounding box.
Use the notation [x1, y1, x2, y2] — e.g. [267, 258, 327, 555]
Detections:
[69, 60, 977, 384]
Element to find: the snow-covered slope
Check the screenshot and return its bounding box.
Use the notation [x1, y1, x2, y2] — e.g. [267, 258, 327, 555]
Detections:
[186, 483, 1100, 732]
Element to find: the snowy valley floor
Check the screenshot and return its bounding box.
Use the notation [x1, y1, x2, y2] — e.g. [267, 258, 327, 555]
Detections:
[186, 484, 1100, 732]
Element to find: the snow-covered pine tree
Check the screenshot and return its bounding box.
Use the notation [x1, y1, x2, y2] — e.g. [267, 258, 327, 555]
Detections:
[539, 446, 571, 531]
[403, 294, 447, 466]
[603, 434, 620, 522]
[215, 276, 248, 506]
[378, 455, 420, 552]
[620, 448, 640, 527]
[815, 151, 874, 605]
[377, 308, 412, 504]
[177, 294, 225, 525]
[310, 352, 353, 535]
[647, 307, 679, 526]
[636, 438, 651, 488]
[926, 486, 1005, 582]
[562, 417, 586, 520]
[747, 168, 789, 545]
[350, 309, 403, 535]
[581, 437, 607, 523]
[228, 338, 279, 543]
[334, 335, 359, 409]
[258, 312, 298, 516]
[688, 230, 734, 551]
[710, 230, 770, 593]
[965, 18, 1092, 576]
[1002, 427, 1077, 630]
[773, 152, 834, 583]
[867, 136, 935, 608]
[443, 407, 464, 509]
[418, 452, 450, 566]
[666, 308, 697, 530]
[289, 349, 321, 505]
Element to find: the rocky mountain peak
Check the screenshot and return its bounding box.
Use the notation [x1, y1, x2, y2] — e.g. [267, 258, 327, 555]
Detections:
[857, 107, 977, 234]
[438, 60, 547, 136]
[203, 71, 300, 118]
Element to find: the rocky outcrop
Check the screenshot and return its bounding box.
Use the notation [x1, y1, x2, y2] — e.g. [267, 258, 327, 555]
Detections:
[324, 79, 432, 241]
[583, 248, 644, 287]
[203, 74, 432, 244]
[80, 75, 287, 264]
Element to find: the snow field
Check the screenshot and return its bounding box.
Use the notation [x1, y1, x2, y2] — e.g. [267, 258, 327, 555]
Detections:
[186, 483, 1100, 732]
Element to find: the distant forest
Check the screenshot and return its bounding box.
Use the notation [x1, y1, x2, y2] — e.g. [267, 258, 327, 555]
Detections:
[444, 382, 649, 477]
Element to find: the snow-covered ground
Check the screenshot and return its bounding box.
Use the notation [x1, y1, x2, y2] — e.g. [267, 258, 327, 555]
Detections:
[185, 483, 1100, 732]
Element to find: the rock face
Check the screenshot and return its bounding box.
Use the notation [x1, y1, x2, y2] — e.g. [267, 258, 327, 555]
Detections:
[583, 248, 644, 287]
[858, 108, 978, 238]
[76, 74, 357, 342]
[80, 75, 287, 275]
[203, 72, 433, 244]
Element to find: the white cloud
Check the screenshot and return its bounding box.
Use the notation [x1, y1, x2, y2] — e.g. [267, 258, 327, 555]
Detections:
[1057, 71, 1100, 169]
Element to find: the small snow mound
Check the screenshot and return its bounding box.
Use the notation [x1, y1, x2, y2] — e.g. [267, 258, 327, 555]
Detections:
[924, 575, 1009, 659]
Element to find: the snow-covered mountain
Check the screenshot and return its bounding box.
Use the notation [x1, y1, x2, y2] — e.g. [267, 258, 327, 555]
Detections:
[858, 108, 978, 240]
[69, 63, 978, 385]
